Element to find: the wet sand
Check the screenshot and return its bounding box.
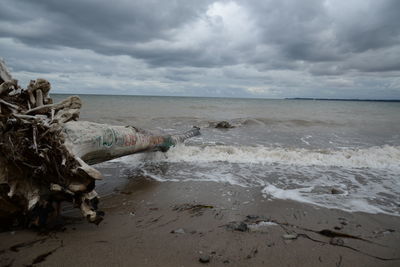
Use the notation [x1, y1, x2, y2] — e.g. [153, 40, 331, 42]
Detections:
[1, 176, 400, 266]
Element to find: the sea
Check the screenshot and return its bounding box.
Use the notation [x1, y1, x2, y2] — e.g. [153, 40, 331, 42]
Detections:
[53, 94, 400, 216]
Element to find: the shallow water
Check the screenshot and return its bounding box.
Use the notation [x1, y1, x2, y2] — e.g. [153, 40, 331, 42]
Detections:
[53, 94, 400, 215]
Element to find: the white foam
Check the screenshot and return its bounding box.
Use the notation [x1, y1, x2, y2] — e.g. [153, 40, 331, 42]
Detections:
[113, 144, 400, 216]
[262, 185, 314, 204]
[261, 184, 389, 215]
[248, 221, 278, 231]
[256, 221, 278, 227]
[155, 144, 400, 170]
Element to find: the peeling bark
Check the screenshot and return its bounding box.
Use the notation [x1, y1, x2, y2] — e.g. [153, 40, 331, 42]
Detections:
[0, 60, 200, 229]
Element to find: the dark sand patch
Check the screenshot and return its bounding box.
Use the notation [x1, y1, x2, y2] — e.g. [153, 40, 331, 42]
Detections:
[1, 177, 399, 266]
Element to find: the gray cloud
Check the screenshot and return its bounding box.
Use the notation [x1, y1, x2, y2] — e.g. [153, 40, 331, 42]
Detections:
[0, 0, 399, 99]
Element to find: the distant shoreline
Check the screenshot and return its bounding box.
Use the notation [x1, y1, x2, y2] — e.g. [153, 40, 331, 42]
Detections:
[285, 98, 400, 102]
[50, 93, 400, 102]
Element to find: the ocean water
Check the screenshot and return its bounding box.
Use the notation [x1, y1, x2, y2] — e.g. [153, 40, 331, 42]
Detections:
[54, 94, 400, 216]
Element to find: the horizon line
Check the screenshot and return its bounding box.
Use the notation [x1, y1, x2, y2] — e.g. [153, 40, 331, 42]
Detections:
[50, 93, 400, 102]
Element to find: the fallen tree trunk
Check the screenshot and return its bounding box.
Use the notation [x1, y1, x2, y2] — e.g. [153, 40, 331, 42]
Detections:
[0, 60, 200, 229]
[63, 121, 200, 165]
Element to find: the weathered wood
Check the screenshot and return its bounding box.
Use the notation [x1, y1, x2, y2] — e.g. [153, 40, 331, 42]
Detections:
[36, 89, 44, 107]
[26, 79, 51, 107]
[0, 58, 12, 83]
[0, 99, 19, 110]
[63, 121, 200, 165]
[25, 95, 81, 115]
[0, 59, 200, 228]
[0, 80, 18, 96]
[27, 81, 36, 106]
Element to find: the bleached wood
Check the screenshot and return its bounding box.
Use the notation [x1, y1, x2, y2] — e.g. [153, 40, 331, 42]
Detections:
[0, 58, 12, 83]
[0, 59, 200, 227]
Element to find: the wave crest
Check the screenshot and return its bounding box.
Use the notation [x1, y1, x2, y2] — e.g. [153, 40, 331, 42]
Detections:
[160, 144, 400, 169]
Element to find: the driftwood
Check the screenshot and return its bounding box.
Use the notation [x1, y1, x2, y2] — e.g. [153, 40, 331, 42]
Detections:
[0, 60, 200, 229]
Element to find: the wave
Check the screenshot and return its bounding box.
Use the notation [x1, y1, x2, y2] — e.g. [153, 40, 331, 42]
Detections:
[237, 118, 341, 127]
[111, 144, 400, 216]
[157, 144, 400, 170]
[137, 117, 344, 128]
[261, 184, 392, 215]
[199, 117, 345, 129]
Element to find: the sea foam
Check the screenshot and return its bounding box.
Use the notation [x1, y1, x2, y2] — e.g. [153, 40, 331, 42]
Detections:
[111, 144, 400, 216]
[157, 144, 400, 170]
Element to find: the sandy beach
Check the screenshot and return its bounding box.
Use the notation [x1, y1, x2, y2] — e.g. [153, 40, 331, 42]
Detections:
[1, 175, 399, 267]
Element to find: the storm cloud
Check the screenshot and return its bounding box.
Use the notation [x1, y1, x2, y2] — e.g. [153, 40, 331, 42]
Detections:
[0, 0, 399, 98]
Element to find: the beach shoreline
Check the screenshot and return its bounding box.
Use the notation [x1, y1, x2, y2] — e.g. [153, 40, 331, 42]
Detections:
[1, 177, 399, 266]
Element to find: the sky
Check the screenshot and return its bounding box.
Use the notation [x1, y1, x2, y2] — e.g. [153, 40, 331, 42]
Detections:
[0, 0, 399, 99]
